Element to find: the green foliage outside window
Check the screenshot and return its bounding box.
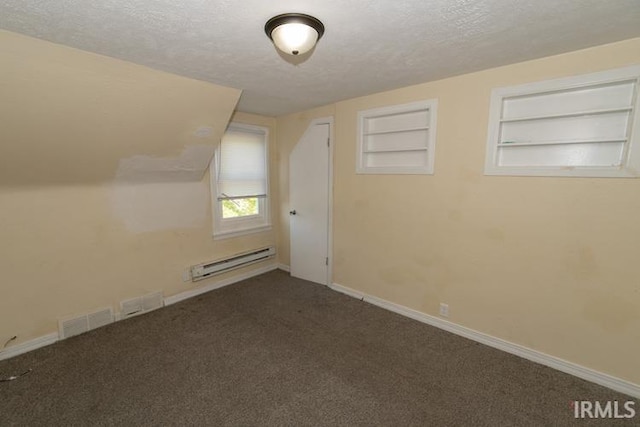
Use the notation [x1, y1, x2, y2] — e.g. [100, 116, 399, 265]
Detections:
[222, 197, 259, 218]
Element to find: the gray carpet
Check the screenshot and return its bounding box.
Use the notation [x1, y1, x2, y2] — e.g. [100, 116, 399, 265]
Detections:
[0, 269, 637, 426]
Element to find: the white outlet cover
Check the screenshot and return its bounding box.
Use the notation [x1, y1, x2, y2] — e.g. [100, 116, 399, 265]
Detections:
[439, 303, 449, 317]
[182, 270, 191, 282]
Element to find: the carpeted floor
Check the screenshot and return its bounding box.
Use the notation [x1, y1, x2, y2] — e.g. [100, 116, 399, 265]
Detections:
[0, 269, 637, 426]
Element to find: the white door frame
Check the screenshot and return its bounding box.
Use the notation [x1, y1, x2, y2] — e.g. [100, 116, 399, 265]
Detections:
[289, 116, 334, 285]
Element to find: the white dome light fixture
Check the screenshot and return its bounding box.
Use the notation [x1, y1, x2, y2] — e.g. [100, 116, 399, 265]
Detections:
[265, 13, 325, 56]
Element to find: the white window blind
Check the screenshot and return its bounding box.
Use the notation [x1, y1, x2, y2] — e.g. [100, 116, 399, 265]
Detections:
[217, 126, 267, 199]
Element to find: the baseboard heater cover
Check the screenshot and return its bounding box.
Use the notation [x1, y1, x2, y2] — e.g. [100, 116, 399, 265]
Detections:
[190, 246, 275, 281]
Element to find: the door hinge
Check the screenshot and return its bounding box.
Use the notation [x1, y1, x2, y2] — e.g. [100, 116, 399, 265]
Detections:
[327, 138, 330, 147]
[325, 257, 329, 266]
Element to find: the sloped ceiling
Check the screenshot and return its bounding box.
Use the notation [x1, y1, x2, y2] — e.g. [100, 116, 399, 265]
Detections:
[1, 0, 640, 116]
[0, 31, 240, 185]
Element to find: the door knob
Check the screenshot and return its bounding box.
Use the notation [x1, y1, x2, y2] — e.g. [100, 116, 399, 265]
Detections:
[289, 210, 297, 215]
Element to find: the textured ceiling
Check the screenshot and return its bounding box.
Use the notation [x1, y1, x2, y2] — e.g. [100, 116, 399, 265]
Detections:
[1, 0, 640, 116]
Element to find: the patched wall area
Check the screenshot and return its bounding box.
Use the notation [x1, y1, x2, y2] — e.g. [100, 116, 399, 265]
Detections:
[0, 32, 279, 350]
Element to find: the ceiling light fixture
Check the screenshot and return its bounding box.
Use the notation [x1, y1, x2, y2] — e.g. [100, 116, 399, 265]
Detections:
[264, 13, 325, 56]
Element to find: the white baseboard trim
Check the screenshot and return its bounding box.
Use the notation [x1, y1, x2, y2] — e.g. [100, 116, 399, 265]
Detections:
[0, 332, 59, 362]
[330, 282, 365, 300]
[164, 263, 278, 306]
[0, 264, 279, 360]
[329, 282, 640, 398]
[0, 264, 278, 361]
[277, 264, 291, 272]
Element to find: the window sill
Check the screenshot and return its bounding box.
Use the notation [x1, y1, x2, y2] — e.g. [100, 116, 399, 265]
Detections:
[213, 224, 272, 240]
[483, 165, 638, 178]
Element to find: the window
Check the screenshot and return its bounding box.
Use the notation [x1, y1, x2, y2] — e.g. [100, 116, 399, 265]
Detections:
[357, 99, 438, 174]
[485, 65, 640, 177]
[210, 123, 270, 238]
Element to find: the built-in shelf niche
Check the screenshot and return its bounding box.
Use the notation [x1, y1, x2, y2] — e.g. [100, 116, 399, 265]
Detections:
[357, 100, 438, 174]
[485, 65, 640, 177]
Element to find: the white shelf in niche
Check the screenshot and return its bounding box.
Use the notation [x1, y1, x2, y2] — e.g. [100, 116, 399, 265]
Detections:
[363, 147, 428, 153]
[357, 99, 438, 174]
[484, 64, 640, 177]
[498, 138, 628, 147]
[363, 126, 430, 136]
[499, 106, 633, 123]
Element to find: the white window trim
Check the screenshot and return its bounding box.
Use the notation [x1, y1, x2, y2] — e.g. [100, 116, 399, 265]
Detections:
[484, 65, 640, 178]
[210, 123, 271, 239]
[357, 99, 438, 175]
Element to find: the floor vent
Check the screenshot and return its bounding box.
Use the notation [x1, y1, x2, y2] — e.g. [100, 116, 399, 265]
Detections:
[191, 246, 276, 282]
[59, 307, 114, 339]
[120, 291, 164, 319]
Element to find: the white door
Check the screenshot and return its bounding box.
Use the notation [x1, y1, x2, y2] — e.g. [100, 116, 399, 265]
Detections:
[290, 121, 330, 285]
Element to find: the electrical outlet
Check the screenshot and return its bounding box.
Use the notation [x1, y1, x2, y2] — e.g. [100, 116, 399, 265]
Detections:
[439, 303, 449, 318]
[182, 269, 191, 282]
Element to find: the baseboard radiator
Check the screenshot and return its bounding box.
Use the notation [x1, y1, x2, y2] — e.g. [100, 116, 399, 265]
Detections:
[190, 246, 276, 282]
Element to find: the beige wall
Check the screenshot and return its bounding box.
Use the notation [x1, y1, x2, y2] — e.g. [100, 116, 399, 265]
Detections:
[2, 27, 638, 386]
[0, 32, 277, 348]
[277, 38, 640, 384]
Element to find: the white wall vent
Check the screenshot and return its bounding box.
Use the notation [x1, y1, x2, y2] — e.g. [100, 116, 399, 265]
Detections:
[59, 317, 88, 339]
[120, 291, 164, 319]
[87, 308, 114, 330]
[142, 291, 164, 311]
[190, 246, 276, 282]
[59, 307, 114, 339]
[120, 297, 143, 318]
